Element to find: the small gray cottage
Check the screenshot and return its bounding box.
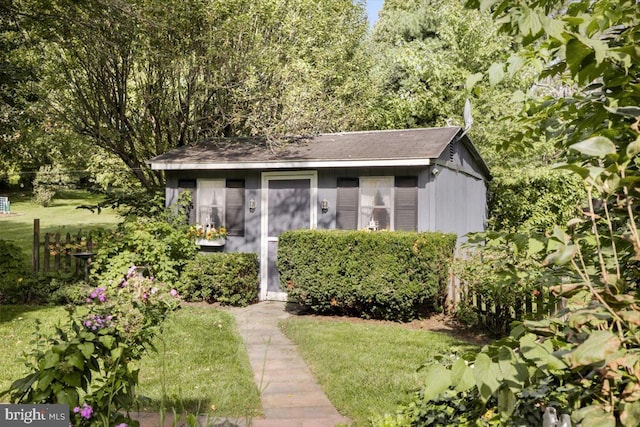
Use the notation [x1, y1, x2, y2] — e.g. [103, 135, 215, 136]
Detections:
[149, 127, 491, 301]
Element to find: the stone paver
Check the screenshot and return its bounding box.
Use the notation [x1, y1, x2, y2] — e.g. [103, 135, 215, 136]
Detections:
[131, 301, 349, 427]
[229, 301, 350, 427]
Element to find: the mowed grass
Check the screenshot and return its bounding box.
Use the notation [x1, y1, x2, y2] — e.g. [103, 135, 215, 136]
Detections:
[280, 317, 477, 426]
[0, 305, 262, 418]
[0, 189, 121, 262]
[137, 306, 262, 418]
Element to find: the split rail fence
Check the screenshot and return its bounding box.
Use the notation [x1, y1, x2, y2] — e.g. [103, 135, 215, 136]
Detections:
[32, 219, 102, 275]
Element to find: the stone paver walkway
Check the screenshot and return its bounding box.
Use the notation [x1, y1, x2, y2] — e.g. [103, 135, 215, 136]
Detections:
[230, 301, 349, 427]
[132, 301, 349, 427]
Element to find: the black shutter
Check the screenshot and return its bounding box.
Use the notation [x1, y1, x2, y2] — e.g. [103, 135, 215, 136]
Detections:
[395, 177, 418, 231]
[336, 178, 359, 230]
[225, 179, 245, 236]
[178, 179, 197, 225]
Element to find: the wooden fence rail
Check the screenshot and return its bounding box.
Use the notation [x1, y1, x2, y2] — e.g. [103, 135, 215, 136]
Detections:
[32, 219, 102, 276]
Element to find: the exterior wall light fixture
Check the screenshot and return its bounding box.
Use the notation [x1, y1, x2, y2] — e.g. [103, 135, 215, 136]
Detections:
[249, 198, 256, 213]
[320, 199, 329, 213]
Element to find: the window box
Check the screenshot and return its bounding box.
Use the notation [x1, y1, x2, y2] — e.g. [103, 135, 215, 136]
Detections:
[197, 237, 226, 247]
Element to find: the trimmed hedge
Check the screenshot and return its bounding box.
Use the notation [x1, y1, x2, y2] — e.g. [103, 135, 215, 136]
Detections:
[178, 253, 259, 306]
[277, 230, 457, 321]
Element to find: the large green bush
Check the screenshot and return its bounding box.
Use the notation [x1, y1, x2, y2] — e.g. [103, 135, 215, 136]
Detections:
[179, 253, 259, 306]
[278, 230, 457, 321]
[488, 168, 586, 233]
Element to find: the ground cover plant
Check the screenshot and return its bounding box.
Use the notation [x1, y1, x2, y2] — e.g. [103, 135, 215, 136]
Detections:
[280, 316, 476, 426]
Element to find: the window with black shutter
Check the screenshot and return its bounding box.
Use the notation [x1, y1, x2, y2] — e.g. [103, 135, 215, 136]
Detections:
[336, 178, 359, 230]
[394, 177, 418, 231]
[225, 179, 245, 236]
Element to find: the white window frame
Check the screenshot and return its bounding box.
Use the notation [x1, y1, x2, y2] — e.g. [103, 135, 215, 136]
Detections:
[359, 176, 395, 231]
[196, 179, 226, 228]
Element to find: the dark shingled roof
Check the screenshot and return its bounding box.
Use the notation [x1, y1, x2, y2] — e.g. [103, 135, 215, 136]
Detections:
[149, 127, 489, 176]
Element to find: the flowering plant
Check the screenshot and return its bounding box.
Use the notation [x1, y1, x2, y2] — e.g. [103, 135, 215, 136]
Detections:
[3, 265, 180, 427]
[186, 224, 227, 241]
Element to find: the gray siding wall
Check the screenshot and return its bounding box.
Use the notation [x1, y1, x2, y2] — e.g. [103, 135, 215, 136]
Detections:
[165, 141, 488, 253]
[427, 139, 488, 240]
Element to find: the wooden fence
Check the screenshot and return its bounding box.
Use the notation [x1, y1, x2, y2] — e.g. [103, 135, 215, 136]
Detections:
[462, 286, 565, 334]
[32, 219, 102, 275]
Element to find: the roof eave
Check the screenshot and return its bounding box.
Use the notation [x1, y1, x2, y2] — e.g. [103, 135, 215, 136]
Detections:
[149, 158, 433, 171]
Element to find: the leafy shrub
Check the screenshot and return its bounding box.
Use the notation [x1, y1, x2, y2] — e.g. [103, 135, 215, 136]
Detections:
[278, 230, 457, 321]
[179, 253, 259, 306]
[49, 279, 93, 305]
[2, 266, 181, 427]
[92, 198, 198, 284]
[32, 165, 76, 207]
[0, 239, 44, 304]
[488, 168, 585, 233]
[452, 232, 547, 336]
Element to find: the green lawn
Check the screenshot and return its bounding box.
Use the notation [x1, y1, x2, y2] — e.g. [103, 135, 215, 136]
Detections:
[280, 317, 477, 426]
[0, 189, 121, 262]
[0, 305, 262, 419]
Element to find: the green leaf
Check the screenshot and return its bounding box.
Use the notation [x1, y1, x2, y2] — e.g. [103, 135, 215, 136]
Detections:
[62, 372, 81, 388]
[78, 342, 95, 359]
[497, 386, 516, 420]
[488, 62, 505, 86]
[570, 136, 616, 157]
[566, 330, 621, 368]
[39, 352, 60, 370]
[520, 7, 542, 36]
[605, 105, 640, 117]
[541, 16, 565, 40]
[65, 352, 85, 370]
[422, 363, 452, 401]
[621, 401, 640, 427]
[466, 72, 484, 91]
[473, 353, 502, 401]
[543, 244, 577, 266]
[98, 335, 114, 349]
[576, 34, 608, 65]
[566, 38, 592, 76]
[573, 405, 615, 427]
[451, 358, 475, 392]
[55, 388, 78, 407]
[626, 135, 640, 158]
[507, 54, 524, 76]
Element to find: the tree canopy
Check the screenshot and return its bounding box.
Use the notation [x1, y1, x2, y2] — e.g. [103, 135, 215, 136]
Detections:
[2, 0, 373, 189]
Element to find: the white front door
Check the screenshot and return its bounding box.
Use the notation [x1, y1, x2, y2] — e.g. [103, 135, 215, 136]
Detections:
[260, 172, 317, 301]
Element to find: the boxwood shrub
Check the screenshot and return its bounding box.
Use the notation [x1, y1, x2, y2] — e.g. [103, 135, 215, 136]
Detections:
[179, 252, 259, 306]
[277, 230, 457, 321]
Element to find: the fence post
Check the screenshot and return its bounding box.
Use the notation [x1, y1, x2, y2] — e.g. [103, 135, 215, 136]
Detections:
[65, 232, 72, 271]
[54, 232, 61, 271]
[32, 219, 40, 273]
[43, 233, 51, 272]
